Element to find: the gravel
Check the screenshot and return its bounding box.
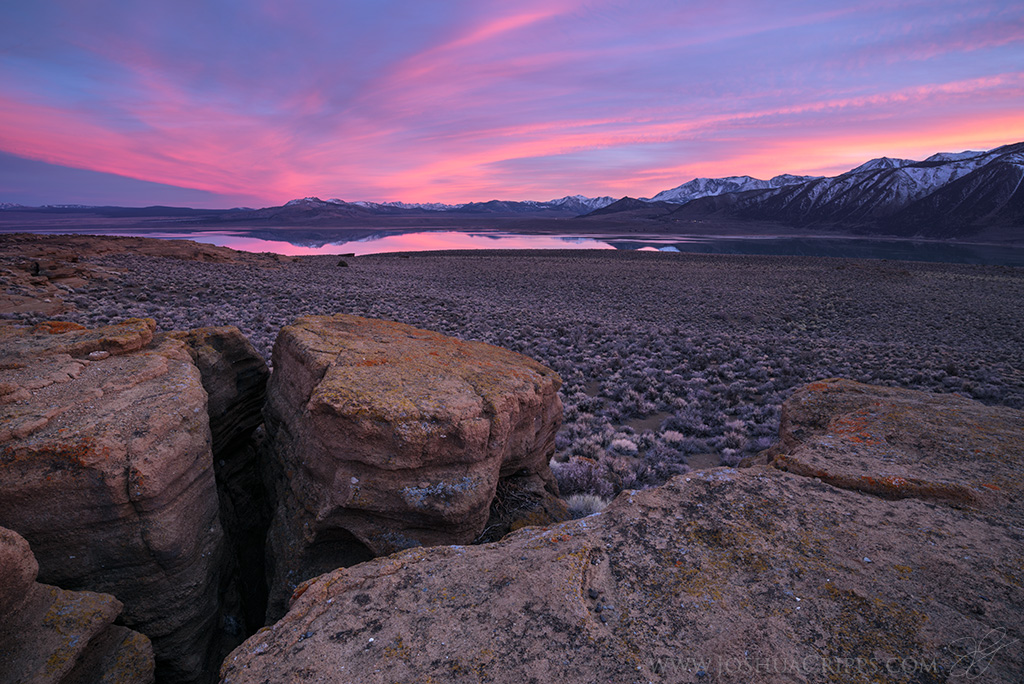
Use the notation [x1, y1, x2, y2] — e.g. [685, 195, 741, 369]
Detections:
[41, 248, 1024, 496]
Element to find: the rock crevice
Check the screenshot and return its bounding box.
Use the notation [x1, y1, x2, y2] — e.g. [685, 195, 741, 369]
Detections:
[0, 320, 269, 684]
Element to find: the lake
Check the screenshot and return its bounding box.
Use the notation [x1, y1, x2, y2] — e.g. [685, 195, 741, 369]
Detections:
[24, 227, 1024, 266]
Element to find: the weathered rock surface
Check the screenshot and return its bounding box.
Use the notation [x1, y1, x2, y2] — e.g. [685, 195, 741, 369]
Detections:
[223, 381, 1023, 683]
[262, 314, 565, 617]
[754, 377, 1024, 520]
[0, 525, 155, 684]
[0, 319, 225, 683]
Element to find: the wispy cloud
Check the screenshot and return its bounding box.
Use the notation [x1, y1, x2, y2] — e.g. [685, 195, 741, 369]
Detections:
[1, 0, 1022, 205]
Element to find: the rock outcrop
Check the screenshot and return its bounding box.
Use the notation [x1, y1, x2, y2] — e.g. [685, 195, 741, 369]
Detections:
[262, 314, 565, 617]
[754, 377, 1024, 519]
[0, 319, 225, 683]
[223, 380, 1023, 683]
[0, 525, 155, 684]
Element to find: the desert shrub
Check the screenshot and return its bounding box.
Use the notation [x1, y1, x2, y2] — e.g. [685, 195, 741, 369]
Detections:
[719, 449, 742, 467]
[720, 429, 747, 451]
[550, 457, 617, 499]
[661, 430, 686, 445]
[632, 445, 690, 487]
[565, 493, 610, 519]
[608, 437, 638, 456]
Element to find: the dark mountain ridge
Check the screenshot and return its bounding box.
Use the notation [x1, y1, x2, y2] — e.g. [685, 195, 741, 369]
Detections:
[656, 142, 1024, 238]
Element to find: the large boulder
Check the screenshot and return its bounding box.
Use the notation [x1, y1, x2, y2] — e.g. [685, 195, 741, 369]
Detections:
[223, 381, 1023, 683]
[0, 319, 225, 683]
[262, 314, 564, 617]
[0, 525, 155, 684]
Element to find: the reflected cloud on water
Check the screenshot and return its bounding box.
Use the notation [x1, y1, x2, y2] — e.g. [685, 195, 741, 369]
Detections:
[41, 228, 1024, 266]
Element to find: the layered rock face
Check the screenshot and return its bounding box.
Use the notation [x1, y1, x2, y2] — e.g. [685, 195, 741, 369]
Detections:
[262, 314, 564, 616]
[0, 319, 225, 683]
[0, 525, 155, 684]
[168, 326, 269, 458]
[224, 380, 1023, 684]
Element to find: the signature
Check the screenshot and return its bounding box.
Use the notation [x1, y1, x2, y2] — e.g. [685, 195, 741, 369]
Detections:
[948, 628, 1019, 679]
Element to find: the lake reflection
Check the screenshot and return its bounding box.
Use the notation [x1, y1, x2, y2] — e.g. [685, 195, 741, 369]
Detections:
[123, 230, 620, 256]
[31, 227, 1024, 266]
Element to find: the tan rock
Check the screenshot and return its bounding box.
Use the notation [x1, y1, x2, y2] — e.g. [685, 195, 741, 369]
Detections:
[0, 320, 225, 683]
[223, 383, 1024, 683]
[0, 526, 155, 684]
[753, 377, 1024, 517]
[262, 314, 564, 617]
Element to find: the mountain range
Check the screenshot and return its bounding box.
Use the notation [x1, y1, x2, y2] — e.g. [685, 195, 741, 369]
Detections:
[653, 142, 1024, 237]
[3, 142, 1022, 239]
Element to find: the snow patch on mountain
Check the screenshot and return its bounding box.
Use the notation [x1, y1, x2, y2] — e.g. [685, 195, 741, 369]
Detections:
[847, 157, 917, 174]
[643, 174, 817, 204]
[545, 195, 617, 212]
[284, 197, 334, 206]
[353, 200, 465, 211]
[924, 151, 984, 163]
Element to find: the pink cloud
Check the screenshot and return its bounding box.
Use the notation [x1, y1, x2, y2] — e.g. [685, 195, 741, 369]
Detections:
[2, 1, 1022, 206]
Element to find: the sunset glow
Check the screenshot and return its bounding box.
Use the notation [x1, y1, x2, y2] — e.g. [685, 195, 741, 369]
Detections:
[1, 1, 1022, 207]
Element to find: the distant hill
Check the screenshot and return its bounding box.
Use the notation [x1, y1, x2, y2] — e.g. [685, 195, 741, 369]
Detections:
[582, 197, 676, 219]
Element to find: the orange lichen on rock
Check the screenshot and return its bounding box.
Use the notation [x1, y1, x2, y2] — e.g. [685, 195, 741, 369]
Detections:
[760, 378, 1024, 516]
[31, 321, 88, 335]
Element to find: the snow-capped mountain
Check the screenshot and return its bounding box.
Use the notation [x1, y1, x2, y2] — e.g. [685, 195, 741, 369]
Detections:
[545, 195, 616, 213]
[924, 150, 984, 163]
[643, 174, 819, 204]
[284, 197, 347, 207]
[664, 142, 1024, 236]
[353, 200, 465, 211]
[846, 157, 917, 174]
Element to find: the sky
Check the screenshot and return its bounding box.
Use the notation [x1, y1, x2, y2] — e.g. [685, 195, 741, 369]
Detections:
[1, 1, 1022, 208]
